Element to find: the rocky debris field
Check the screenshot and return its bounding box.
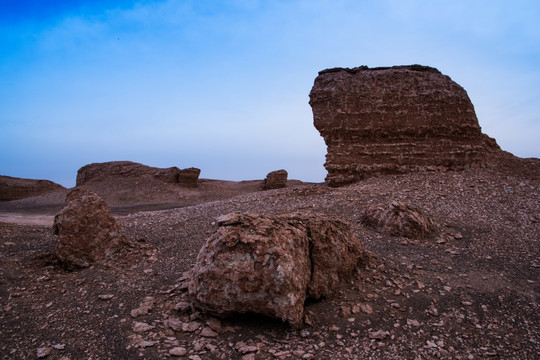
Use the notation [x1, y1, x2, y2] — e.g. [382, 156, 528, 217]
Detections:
[0, 165, 539, 359]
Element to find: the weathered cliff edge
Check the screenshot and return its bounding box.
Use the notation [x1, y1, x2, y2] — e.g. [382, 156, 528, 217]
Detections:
[309, 65, 501, 187]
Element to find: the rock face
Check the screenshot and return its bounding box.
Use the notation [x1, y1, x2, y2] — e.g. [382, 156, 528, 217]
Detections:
[362, 202, 436, 239]
[53, 188, 128, 269]
[309, 65, 500, 186]
[76, 161, 200, 187]
[188, 212, 365, 328]
[178, 168, 201, 188]
[0, 175, 65, 201]
[263, 169, 288, 190]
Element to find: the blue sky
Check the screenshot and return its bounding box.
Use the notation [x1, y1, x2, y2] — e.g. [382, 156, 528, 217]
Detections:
[1, 0, 539, 187]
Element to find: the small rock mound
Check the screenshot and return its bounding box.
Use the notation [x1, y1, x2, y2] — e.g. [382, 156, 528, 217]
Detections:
[0, 175, 65, 201]
[361, 201, 436, 239]
[188, 212, 366, 328]
[263, 169, 288, 190]
[53, 187, 128, 269]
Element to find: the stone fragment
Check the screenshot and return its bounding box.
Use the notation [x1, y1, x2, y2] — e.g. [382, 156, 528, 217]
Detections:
[53, 187, 128, 269]
[132, 322, 154, 333]
[200, 327, 218, 338]
[169, 347, 187, 357]
[181, 321, 201, 332]
[362, 201, 436, 239]
[130, 297, 155, 318]
[168, 317, 183, 332]
[235, 342, 259, 354]
[368, 330, 390, 340]
[138, 341, 156, 348]
[36, 347, 52, 358]
[178, 168, 201, 188]
[188, 212, 365, 328]
[309, 65, 500, 186]
[174, 301, 191, 312]
[263, 169, 288, 190]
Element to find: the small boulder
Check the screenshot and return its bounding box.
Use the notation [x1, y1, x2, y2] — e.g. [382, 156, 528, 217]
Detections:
[263, 169, 288, 190]
[178, 167, 201, 188]
[188, 212, 365, 327]
[361, 201, 435, 239]
[53, 187, 128, 269]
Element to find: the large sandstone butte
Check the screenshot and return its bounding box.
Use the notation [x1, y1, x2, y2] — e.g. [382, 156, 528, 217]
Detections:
[76, 161, 200, 187]
[53, 187, 128, 269]
[0, 175, 65, 201]
[188, 212, 366, 328]
[309, 65, 500, 186]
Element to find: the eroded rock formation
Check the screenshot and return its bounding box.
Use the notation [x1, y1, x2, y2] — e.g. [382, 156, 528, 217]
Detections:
[76, 161, 200, 187]
[309, 65, 500, 186]
[0, 175, 65, 201]
[362, 201, 436, 240]
[178, 168, 201, 188]
[188, 212, 366, 328]
[53, 187, 128, 269]
[263, 169, 288, 190]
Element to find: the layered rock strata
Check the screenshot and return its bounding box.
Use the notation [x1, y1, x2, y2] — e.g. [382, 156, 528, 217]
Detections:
[188, 212, 365, 328]
[309, 65, 499, 186]
[53, 187, 128, 269]
[76, 161, 200, 187]
[263, 169, 288, 190]
[0, 175, 65, 201]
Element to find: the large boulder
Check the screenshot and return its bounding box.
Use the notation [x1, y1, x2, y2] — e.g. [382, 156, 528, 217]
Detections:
[188, 212, 366, 328]
[53, 188, 128, 269]
[361, 202, 436, 239]
[0, 175, 65, 201]
[309, 65, 500, 186]
[262, 169, 288, 190]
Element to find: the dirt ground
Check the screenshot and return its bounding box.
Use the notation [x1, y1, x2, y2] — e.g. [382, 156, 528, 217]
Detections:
[0, 161, 539, 359]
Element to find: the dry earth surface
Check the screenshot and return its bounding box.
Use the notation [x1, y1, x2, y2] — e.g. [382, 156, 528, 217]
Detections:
[1, 159, 539, 359]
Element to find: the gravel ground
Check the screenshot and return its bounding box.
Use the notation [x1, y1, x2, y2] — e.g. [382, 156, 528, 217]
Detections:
[0, 161, 539, 359]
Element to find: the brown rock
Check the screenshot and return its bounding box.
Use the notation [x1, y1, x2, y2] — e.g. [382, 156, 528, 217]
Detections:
[76, 161, 193, 186]
[188, 212, 365, 327]
[309, 65, 500, 186]
[361, 201, 436, 239]
[0, 175, 65, 201]
[263, 169, 288, 190]
[53, 187, 128, 269]
[178, 167, 201, 188]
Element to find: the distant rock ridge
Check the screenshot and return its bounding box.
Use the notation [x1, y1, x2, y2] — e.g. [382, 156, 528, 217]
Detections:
[76, 161, 200, 188]
[309, 64, 501, 187]
[0, 175, 65, 202]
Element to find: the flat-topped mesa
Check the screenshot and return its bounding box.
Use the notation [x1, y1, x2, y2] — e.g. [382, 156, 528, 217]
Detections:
[76, 161, 200, 187]
[309, 65, 500, 187]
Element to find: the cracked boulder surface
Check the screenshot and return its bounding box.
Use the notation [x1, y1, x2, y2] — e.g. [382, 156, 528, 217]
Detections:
[188, 212, 366, 327]
[53, 187, 129, 269]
